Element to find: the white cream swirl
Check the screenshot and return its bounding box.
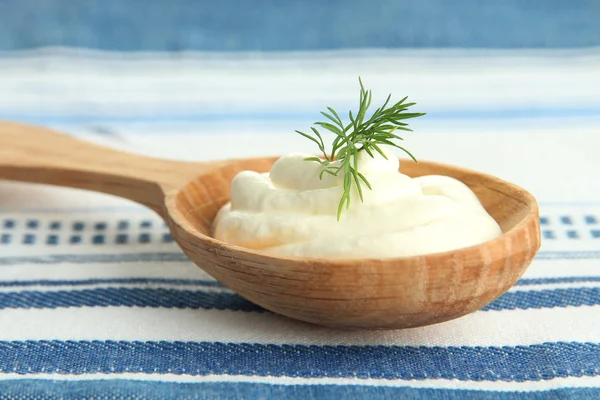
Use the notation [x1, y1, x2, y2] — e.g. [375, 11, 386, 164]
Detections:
[212, 150, 502, 259]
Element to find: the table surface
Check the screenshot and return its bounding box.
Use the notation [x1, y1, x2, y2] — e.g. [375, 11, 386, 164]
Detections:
[0, 48, 599, 399]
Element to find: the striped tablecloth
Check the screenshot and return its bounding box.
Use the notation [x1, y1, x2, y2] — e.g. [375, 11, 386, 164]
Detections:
[1, 48, 600, 399]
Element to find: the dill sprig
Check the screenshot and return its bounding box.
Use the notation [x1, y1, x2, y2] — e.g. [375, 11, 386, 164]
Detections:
[295, 77, 425, 220]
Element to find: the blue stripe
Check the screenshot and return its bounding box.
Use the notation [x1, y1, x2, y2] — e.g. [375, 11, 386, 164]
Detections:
[1, 286, 599, 312]
[0, 380, 599, 400]
[0, 341, 599, 381]
[535, 251, 600, 260]
[1, 0, 598, 51]
[0, 276, 595, 289]
[517, 277, 600, 286]
[0, 288, 261, 312]
[1, 276, 595, 289]
[482, 287, 600, 311]
[0, 277, 224, 288]
[2, 107, 600, 125]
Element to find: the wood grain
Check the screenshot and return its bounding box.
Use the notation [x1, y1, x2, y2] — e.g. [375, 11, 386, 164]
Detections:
[0, 122, 541, 330]
[168, 158, 540, 329]
[0, 122, 219, 217]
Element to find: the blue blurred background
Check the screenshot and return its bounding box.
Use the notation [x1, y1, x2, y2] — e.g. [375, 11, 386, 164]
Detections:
[1, 0, 599, 51]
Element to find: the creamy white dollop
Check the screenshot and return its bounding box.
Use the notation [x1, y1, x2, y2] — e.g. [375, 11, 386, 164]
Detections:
[212, 149, 502, 259]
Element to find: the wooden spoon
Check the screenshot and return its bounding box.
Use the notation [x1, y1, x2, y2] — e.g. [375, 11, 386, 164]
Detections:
[0, 122, 540, 330]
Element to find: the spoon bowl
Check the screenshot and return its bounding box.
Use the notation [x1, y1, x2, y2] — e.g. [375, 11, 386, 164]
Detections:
[0, 122, 540, 329]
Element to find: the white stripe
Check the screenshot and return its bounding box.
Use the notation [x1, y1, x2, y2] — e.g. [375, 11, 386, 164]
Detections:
[0, 244, 179, 257]
[0, 181, 152, 213]
[0, 49, 598, 112]
[0, 278, 593, 294]
[2, 47, 599, 75]
[0, 256, 598, 290]
[0, 263, 209, 281]
[0, 305, 598, 346]
[1, 279, 595, 294]
[0, 255, 597, 286]
[2, 130, 600, 207]
[522, 259, 600, 279]
[0, 72, 596, 112]
[511, 282, 600, 292]
[0, 270, 596, 294]
[0, 372, 599, 391]
[113, 129, 600, 205]
[0, 283, 229, 294]
[0, 281, 594, 295]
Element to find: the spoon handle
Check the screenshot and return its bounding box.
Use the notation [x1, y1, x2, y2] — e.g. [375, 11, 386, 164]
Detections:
[0, 122, 213, 216]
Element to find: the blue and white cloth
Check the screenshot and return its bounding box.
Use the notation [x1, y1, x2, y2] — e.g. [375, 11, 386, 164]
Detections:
[1, 47, 600, 399]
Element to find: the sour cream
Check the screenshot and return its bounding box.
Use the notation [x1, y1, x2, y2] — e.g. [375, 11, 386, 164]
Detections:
[212, 150, 502, 259]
